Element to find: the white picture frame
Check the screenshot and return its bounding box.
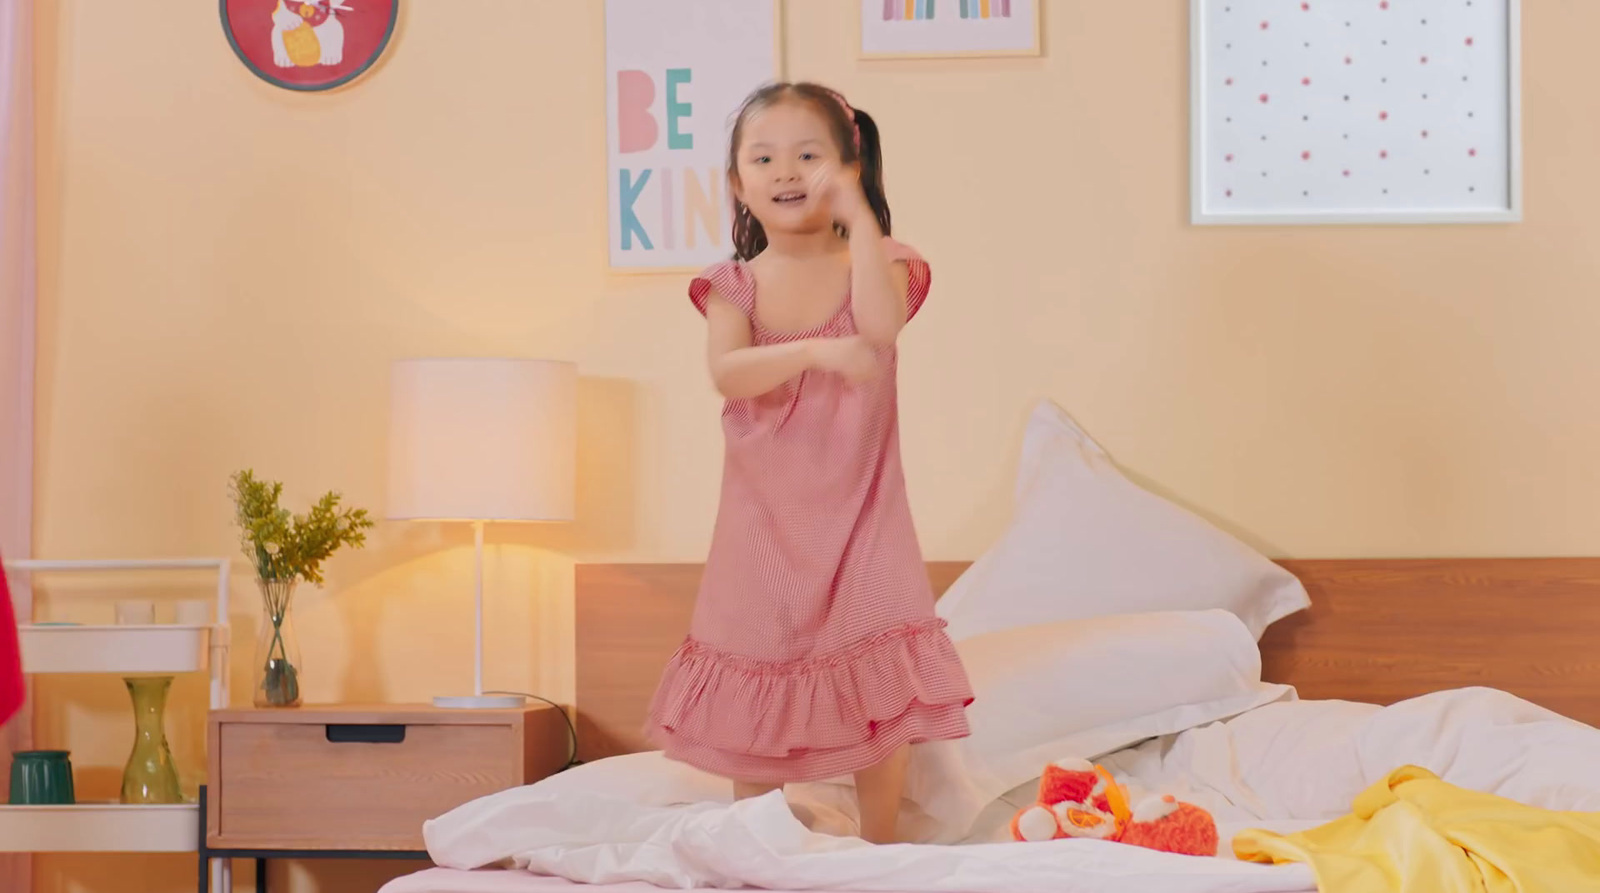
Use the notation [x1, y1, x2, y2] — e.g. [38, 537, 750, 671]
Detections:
[860, 0, 1040, 60]
[604, 0, 783, 273]
[1190, 0, 1521, 226]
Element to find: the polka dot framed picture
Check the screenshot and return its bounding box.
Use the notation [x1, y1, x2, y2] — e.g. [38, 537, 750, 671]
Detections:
[221, 0, 399, 92]
[1190, 0, 1521, 225]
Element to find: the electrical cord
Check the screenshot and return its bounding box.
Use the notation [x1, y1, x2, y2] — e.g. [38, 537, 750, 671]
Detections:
[484, 690, 581, 769]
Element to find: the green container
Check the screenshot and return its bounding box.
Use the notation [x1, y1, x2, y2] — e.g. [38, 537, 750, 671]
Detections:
[8, 750, 76, 805]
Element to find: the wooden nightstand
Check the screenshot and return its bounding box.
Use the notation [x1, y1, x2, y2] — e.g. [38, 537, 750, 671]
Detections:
[199, 703, 570, 892]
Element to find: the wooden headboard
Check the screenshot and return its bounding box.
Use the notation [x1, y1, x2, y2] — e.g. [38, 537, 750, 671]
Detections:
[574, 559, 1600, 762]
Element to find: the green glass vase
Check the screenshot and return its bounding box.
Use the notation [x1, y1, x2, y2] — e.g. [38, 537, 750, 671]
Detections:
[120, 675, 182, 804]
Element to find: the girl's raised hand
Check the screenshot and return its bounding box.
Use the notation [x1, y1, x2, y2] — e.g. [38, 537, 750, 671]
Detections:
[809, 163, 873, 232]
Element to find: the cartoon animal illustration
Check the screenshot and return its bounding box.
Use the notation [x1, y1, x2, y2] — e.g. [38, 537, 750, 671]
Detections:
[271, 1, 349, 69]
[1009, 759, 1219, 857]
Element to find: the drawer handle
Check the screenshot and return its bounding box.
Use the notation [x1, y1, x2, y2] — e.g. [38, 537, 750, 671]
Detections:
[325, 724, 407, 744]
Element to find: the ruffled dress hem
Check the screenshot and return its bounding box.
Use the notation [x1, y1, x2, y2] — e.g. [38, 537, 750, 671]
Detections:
[644, 618, 973, 783]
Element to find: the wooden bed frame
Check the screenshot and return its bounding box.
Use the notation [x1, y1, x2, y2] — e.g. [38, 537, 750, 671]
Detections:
[573, 559, 1600, 763]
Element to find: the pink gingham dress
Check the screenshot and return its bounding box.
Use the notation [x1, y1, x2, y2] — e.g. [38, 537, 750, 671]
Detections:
[646, 237, 974, 784]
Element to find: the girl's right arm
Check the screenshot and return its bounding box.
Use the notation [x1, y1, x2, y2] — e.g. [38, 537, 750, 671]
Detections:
[704, 290, 877, 399]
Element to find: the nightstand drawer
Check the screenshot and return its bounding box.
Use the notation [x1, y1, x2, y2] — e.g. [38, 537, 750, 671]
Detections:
[207, 705, 567, 851]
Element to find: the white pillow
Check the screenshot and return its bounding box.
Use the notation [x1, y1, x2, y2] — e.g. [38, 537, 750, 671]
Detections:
[936, 399, 1310, 641]
[966, 610, 1291, 790]
[904, 609, 1293, 841]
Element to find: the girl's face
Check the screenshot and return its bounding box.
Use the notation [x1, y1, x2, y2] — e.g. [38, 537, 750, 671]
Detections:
[732, 99, 852, 235]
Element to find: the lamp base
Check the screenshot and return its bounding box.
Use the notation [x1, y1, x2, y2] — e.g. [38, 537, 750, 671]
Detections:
[432, 694, 526, 709]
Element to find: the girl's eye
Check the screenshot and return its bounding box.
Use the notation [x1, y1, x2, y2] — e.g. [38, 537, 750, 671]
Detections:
[754, 155, 771, 164]
[800, 152, 816, 161]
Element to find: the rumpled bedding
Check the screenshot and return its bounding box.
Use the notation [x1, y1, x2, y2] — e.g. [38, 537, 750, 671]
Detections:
[405, 688, 1600, 893]
[1234, 765, 1600, 893]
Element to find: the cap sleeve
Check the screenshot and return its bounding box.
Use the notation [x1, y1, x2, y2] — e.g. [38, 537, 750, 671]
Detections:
[688, 261, 755, 319]
[882, 237, 932, 322]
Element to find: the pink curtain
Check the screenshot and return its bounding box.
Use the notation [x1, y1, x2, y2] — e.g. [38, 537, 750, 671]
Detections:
[0, 5, 35, 889]
[0, 0, 33, 562]
[0, 2, 34, 543]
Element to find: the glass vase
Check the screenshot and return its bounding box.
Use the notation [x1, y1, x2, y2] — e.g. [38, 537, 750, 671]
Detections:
[255, 576, 303, 707]
[121, 676, 181, 804]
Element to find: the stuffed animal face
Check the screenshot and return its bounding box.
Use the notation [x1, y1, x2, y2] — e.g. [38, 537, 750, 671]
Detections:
[1009, 758, 1218, 857]
[1010, 800, 1120, 842]
[1009, 759, 1128, 842]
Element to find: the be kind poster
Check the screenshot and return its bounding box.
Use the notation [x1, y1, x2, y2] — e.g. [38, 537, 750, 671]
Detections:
[605, 0, 780, 271]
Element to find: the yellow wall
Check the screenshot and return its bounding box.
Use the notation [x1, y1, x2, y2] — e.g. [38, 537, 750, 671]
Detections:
[28, 1, 1600, 891]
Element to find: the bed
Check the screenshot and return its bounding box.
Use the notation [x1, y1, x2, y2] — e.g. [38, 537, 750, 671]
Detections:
[380, 397, 1600, 893]
[379, 556, 1600, 893]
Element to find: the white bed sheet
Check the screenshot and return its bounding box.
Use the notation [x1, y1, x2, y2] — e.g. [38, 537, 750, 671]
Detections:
[380, 686, 1600, 893]
[380, 864, 1318, 893]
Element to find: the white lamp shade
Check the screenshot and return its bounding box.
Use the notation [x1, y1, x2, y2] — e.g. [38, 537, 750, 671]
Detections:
[386, 358, 577, 522]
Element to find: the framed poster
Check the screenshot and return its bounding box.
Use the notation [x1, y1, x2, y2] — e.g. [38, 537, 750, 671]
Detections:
[860, 0, 1040, 59]
[1190, 0, 1521, 225]
[221, 0, 399, 92]
[605, 0, 781, 273]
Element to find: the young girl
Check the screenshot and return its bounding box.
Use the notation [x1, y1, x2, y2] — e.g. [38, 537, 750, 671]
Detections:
[646, 82, 974, 844]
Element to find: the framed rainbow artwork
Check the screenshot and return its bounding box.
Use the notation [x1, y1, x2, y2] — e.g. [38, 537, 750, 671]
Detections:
[860, 0, 1039, 58]
[882, 1, 1013, 21]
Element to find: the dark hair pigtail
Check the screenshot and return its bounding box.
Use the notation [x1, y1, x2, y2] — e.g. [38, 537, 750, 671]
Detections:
[850, 109, 892, 238]
[730, 199, 767, 261]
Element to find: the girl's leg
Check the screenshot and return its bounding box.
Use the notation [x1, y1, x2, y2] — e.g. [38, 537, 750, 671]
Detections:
[853, 745, 910, 844]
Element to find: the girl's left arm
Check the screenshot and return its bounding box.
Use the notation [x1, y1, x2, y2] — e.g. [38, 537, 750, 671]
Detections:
[847, 220, 910, 347]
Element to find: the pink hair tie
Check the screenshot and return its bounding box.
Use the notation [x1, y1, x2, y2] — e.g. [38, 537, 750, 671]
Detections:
[824, 88, 862, 151]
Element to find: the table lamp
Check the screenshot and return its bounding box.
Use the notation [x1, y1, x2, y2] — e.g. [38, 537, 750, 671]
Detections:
[386, 358, 577, 709]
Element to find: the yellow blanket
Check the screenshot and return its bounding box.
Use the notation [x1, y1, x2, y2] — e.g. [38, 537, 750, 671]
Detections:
[1233, 765, 1600, 893]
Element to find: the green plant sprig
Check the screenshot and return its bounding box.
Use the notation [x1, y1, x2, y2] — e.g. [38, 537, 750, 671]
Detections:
[228, 469, 375, 585]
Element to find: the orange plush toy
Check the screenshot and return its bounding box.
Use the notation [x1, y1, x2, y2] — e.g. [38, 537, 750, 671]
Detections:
[1008, 759, 1219, 857]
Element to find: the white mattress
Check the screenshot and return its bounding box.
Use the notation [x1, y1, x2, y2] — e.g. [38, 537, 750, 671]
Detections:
[379, 687, 1600, 893]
